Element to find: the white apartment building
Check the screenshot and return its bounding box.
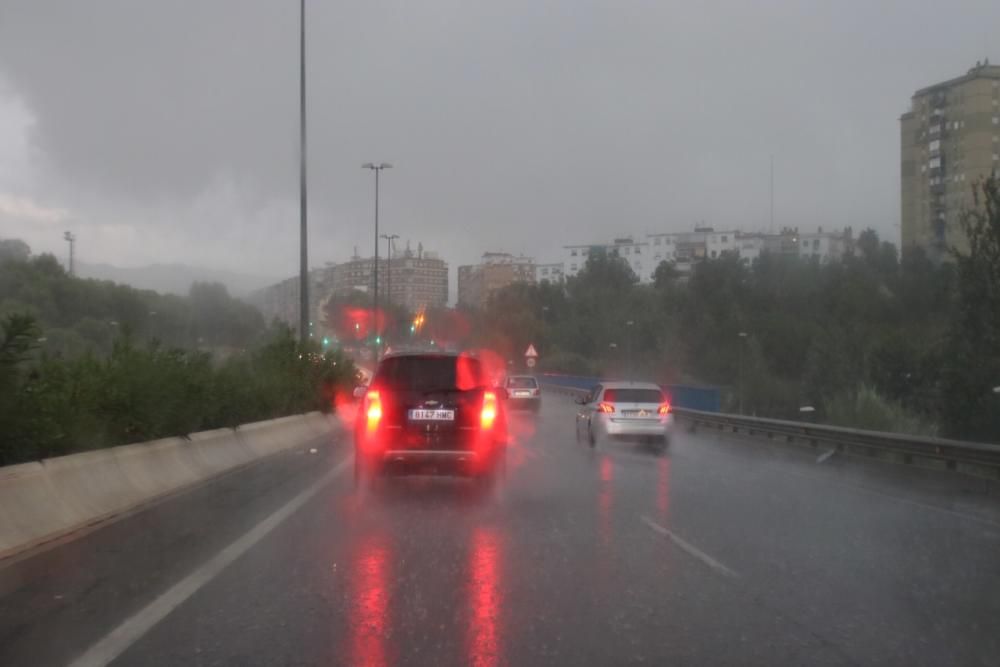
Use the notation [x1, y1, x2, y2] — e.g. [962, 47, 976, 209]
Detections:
[562, 237, 653, 282]
[797, 230, 848, 263]
[555, 226, 851, 283]
[736, 234, 766, 265]
[535, 262, 565, 283]
[706, 230, 739, 259]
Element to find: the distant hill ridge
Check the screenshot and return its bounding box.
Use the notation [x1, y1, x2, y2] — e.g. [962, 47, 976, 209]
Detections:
[76, 261, 279, 298]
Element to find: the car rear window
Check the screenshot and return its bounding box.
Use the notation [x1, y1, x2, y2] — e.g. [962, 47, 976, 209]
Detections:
[507, 377, 538, 388]
[603, 388, 663, 403]
[373, 355, 487, 391]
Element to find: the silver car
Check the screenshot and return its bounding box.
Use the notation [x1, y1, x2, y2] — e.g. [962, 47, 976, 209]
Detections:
[574, 381, 674, 449]
[503, 375, 541, 412]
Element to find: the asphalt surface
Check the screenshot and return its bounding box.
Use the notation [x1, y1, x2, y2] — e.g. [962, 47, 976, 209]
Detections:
[2, 394, 1000, 666]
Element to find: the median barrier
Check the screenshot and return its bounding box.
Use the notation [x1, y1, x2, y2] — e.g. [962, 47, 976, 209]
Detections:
[113, 437, 202, 497]
[0, 411, 338, 561]
[187, 427, 256, 476]
[0, 461, 76, 556]
[41, 448, 144, 527]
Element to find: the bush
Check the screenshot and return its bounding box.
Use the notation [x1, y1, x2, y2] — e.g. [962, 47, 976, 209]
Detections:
[824, 384, 938, 437]
[0, 316, 358, 466]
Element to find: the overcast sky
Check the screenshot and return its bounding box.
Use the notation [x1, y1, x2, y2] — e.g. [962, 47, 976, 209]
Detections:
[1, 0, 997, 283]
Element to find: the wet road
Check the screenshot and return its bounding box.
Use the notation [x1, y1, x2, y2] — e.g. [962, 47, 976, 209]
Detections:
[2, 394, 1000, 666]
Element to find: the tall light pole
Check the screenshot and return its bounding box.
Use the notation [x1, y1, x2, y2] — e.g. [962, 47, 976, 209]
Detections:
[297, 0, 309, 345]
[362, 162, 392, 361]
[738, 331, 748, 414]
[380, 233, 399, 336]
[63, 231, 76, 275]
[626, 319, 635, 377]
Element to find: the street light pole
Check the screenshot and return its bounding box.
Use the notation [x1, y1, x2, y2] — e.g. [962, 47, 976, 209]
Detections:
[381, 233, 400, 305]
[738, 331, 748, 414]
[63, 231, 76, 275]
[362, 163, 392, 362]
[297, 0, 309, 345]
[626, 320, 635, 377]
[380, 233, 399, 341]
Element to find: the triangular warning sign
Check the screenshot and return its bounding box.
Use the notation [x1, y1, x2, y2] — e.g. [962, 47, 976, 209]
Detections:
[524, 344, 538, 357]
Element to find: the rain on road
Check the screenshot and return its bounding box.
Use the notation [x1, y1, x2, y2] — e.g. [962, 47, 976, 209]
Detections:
[1, 394, 999, 666]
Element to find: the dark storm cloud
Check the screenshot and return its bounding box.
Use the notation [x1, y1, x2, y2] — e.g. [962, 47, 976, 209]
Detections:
[1, 0, 998, 274]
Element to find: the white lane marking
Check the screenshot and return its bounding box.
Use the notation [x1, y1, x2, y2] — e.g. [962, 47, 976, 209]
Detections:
[816, 448, 836, 464]
[641, 516, 739, 579]
[69, 457, 351, 667]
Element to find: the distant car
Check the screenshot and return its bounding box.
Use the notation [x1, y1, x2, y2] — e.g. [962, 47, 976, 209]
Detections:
[574, 381, 673, 450]
[354, 351, 508, 487]
[503, 375, 541, 412]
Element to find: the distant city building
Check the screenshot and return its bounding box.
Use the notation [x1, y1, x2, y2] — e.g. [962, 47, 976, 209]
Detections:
[249, 241, 447, 331]
[457, 252, 535, 308]
[901, 60, 1000, 260]
[248, 266, 334, 330]
[333, 242, 448, 311]
[393, 243, 449, 311]
[706, 230, 740, 259]
[562, 237, 652, 282]
[796, 227, 853, 263]
[560, 225, 854, 283]
[735, 234, 766, 266]
[534, 262, 565, 283]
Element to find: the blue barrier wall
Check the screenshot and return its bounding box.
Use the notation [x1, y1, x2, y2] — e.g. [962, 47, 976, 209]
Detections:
[540, 373, 721, 413]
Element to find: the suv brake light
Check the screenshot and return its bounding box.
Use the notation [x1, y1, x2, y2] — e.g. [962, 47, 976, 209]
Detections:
[597, 402, 615, 414]
[481, 391, 498, 428]
[658, 402, 671, 415]
[365, 390, 383, 426]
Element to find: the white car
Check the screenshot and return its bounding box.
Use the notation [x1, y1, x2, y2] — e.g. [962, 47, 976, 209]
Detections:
[574, 381, 673, 450]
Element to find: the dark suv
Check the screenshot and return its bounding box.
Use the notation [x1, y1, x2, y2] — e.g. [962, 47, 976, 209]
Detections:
[353, 352, 508, 485]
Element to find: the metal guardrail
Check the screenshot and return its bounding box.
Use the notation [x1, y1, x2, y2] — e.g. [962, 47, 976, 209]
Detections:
[541, 383, 1000, 480]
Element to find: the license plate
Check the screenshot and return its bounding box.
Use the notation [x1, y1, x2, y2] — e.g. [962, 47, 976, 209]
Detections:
[408, 409, 455, 421]
[513, 391, 532, 397]
[623, 409, 651, 417]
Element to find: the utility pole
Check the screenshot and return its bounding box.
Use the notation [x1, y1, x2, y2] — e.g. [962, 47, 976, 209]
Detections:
[63, 231, 76, 275]
[626, 320, 635, 377]
[769, 155, 774, 233]
[380, 233, 400, 337]
[362, 163, 392, 362]
[298, 0, 309, 345]
[738, 331, 748, 414]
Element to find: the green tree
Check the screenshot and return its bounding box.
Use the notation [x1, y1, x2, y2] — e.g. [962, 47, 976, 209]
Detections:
[941, 177, 1000, 440]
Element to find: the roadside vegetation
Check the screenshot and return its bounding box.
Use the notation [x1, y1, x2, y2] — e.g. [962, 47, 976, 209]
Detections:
[0, 249, 357, 466]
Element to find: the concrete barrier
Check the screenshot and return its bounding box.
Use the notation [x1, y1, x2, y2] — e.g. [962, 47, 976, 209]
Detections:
[113, 437, 202, 498]
[0, 411, 338, 561]
[0, 461, 78, 555]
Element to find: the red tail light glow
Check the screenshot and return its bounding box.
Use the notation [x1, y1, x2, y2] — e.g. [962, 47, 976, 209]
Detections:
[366, 390, 383, 425]
[658, 402, 671, 415]
[597, 402, 615, 414]
[481, 391, 498, 429]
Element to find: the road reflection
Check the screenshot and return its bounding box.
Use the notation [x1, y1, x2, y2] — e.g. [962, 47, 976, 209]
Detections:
[598, 455, 615, 548]
[468, 527, 503, 667]
[657, 456, 671, 522]
[350, 533, 391, 667]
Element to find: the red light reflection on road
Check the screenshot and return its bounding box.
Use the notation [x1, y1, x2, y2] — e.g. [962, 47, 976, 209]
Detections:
[468, 528, 503, 667]
[657, 457, 671, 521]
[598, 456, 614, 547]
[350, 534, 391, 667]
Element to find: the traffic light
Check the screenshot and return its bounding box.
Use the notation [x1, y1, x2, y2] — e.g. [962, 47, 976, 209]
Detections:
[375, 336, 382, 345]
[410, 324, 416, 334]
[322, 337, 330, 347]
